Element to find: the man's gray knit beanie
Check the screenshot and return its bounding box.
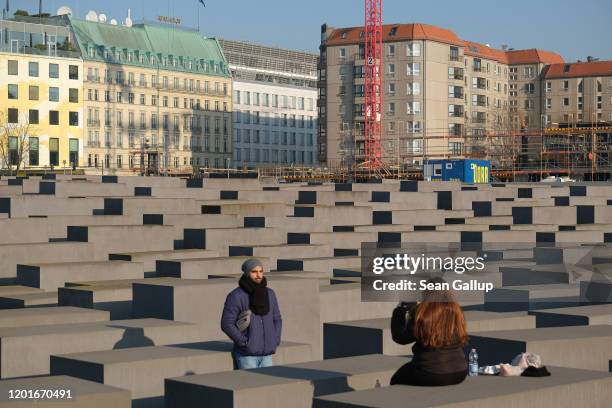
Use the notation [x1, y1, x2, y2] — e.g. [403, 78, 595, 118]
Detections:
[241, 258, 263, 275]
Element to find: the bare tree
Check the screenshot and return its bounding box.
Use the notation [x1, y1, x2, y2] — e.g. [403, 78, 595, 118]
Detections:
[0, 113, 32, 175]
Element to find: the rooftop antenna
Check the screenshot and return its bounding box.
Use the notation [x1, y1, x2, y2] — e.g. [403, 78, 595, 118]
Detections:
[124, 8, 132, 27]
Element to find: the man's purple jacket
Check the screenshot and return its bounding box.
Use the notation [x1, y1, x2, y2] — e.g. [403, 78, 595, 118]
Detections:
[220, 286, 282, 356]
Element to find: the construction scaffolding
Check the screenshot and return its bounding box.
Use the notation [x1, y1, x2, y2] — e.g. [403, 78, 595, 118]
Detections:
[255, 124, 611, 183]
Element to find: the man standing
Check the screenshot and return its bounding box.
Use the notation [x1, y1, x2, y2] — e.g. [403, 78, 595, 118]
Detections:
[221, 258, 282, 369]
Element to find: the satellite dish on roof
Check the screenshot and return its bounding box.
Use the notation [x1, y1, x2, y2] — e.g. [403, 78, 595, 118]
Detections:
[85, 10, 98, 22]
[57, 6, 73, 16]
[110, 19, 118, 25]
[99, 14, 107, 23]
[124, 8, 133, 27]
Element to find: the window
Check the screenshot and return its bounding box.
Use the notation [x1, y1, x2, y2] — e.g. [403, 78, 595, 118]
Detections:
[597, 95, 602, 109]
[448, 85, 463, 98]
[388, 44, 395, 56]
[8, 84, 18, 99]
[388, 83, 395, 95]
[563, 97, 570, 106]
[449, 46, 460, 61]
[69, 65, 79, 80]
[407, 63, 420, 75]
[409, 42, 421, 56]
[524, 100, 534, 110]
[407, 82, 420, 95]
[407, 101, 421, 114]
[525, 83, 535, 94]
[29, 85, 39, 100]
[49, 63, 59, 79]
[29, 109, 39, 124]
[563, 81, 569, 91]
[8, 108, 18, 123]
[49, 110, 59, 125]
[546, 98, 552, 109]
[339, 48, 346, 58]
[29, 62, 39, 77]
[578, 96, 583, 110]
[8, 60, 18, 75]
[29, 137, 39, 166]
[69, 112, 79, 126]
[69, 88, 78, 103]
[49, 138, 59, 166]
[388, 63, 395, 75]
[388, 102, 395, 113]
[449, 141, 463, 155]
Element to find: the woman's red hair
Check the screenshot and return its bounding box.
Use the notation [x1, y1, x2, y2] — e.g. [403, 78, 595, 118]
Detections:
[413, 279, 468, 348]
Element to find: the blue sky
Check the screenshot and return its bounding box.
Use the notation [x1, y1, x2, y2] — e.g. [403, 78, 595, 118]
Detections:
[13, 0, 612, 61]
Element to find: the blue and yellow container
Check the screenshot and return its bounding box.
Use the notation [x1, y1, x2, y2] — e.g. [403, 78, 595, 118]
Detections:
[425, 159, 490, 183]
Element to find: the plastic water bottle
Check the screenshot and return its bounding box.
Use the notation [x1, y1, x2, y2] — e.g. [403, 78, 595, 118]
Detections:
[468, 349, 479, 377]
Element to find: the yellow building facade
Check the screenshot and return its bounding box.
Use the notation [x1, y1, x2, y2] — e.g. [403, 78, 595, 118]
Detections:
[0, 52, 84, 169]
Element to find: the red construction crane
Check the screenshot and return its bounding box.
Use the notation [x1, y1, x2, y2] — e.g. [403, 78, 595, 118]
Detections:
[364, 0, 383, 170]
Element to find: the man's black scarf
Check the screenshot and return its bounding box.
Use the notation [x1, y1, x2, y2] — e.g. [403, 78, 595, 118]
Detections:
[239, 275, 270, 316]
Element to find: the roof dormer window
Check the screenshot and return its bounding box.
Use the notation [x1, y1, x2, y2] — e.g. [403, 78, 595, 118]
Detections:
[389, 26, 398, 36]
[341, 31, 348, 39]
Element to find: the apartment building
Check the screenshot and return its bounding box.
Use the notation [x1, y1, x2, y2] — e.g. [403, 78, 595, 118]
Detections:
[318, 23, 564, 167]
[219, 39, 318, 168]
[71, 18, 232, 173]
[0, 16, 84, 169]
[543, 60, 612, 126]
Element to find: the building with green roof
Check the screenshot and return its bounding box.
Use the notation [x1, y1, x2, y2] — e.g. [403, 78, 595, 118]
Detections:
[70, 17, 233, 174]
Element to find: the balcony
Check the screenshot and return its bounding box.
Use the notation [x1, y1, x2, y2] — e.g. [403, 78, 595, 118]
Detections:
[449, 111, 464, 118]
[449, 92, 464, 99]
[86, 76, 100, 83]
[449, 54, 461, 62]
[471, 117, 487, 124]
[473, 66, 483, 72]
[87, 120, 100, 127]
[87, 141, 100, 148]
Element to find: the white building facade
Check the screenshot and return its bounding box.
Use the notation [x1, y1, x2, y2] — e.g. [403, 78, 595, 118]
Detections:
[219, 40, 318, 168]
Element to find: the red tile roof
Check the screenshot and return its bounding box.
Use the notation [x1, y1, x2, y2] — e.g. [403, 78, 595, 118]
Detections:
[463, 41, 509, 64]
[544, 61, 612, 79]
[506, 49, 564, 65]
[326, 23, 464, 47]
[325, 23, 564, 65]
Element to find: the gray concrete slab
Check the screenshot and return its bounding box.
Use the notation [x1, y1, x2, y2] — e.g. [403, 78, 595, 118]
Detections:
[0, 318, 202, 378]
[0, 291, 58, 308]
[0, 375, 131, 407]
[109, 249, 219, 271]
[469, 325, 612, 371]
[529, 304, 612, 327]
[312, 366, 612, 408]
[0, 242, 96, 279]
[0, 306, 109, 329]
[484, 284, 581, 312]
[17, 261, 145, 291]
[165, 354, 410, 408]
[156, 256, 271, 279]
[323, 312, 535, 359]
[51, 341, 311, 408]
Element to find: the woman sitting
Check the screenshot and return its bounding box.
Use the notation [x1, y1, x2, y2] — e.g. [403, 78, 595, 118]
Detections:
[390, 277, 468, 386]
